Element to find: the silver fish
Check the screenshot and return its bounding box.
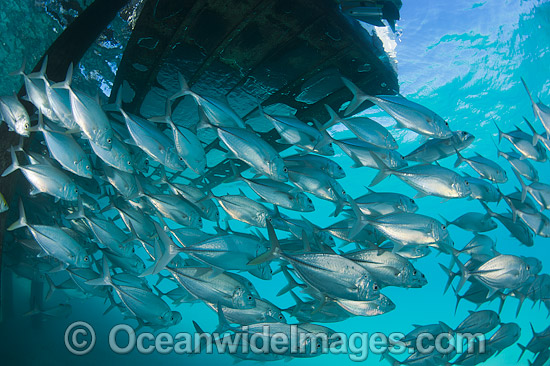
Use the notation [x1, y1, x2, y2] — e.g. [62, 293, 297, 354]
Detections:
[262, 106, 334, 155]
[120, 109, 185, 171]
[405, 131, 474, 163]
[371, 158, 470, 199]
[151, 101, 207, 175]
[497, 148, 538, 182]
[334, 138, 407, 170]
[323, 104, 397, 150]
[455, 150, 507, 183]
[2, 147, 79, 201]
[288, 167, 347, 216]
[494, 119, 546, 162]
[341, 78, 452, 137]
[89, 135, 134, 173]
[283, 154, 345, 179]
[170, 266, 256, 309]
[344, 249, 427, 288]
[0, 94, 31, 136]
[8, 200, 90, 268]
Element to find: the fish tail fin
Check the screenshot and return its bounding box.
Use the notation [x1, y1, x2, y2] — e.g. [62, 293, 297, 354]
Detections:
[332, 196, 347, 217]
[451, 285, 462, 315]
[214, 303, 233, 334]
[1, 146, 21, 177]
[511, 169, 528, 203]
[222, 160, 244, 184]
[170, 72, 194, 101]
[44, 274, 57, 302]
[479, 201, 496, 218]
[370, 153, 393, 186]
[347, 194, 372, 239]
[521, 77, 540, 122]
[453, 257, 470, 293]
[247, 220, 281, 266]
[491, 118, 503, 144]
[340, 77, 368, 116]
[9, 57, 26, 77]
[51, 63, 73, 90]
[65, 198, 86, 220]
[454, 149, 466, 168]
[196, 105, 215, 131]
[7, 199, 28, 231]
[277, 267, 304, 296]
[516, 344, 527, 362]
[312, 118, 334, 151]
[321, 104, 342, 131]
[523, 116, 541, 146]
[503, 196, 519, 222]
[439, 262, 456, 295]
[86, 256, 113, 287]
[156, 97, 173, 123]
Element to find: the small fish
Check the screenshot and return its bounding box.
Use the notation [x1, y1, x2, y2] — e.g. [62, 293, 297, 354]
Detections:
[120, 108, 185, 171]
[150, 101, 207, 175]
[371, 156, 470, 199]
[199, 111, 288, 182]
[405, 131, 474, 163]
[341, 77, 453, 138]
[0, 94, 31, 136]
[441, 212, 497, 233]
[261, 106, 334, 155]
[283, 154, 345, 179]
[455, 150, 507, 183]
[287, 167, 347, 216]
[486, 323, 521, 353]
[344, 249, 427, 288]
[323, 104, 398, 150]
[351, 188, 418, 216]
[335, 138, 407, 170]
[493, 119, 546, 162]
[170, 72, 245, 128]
[454, 310, 500, 334]
[497, 148, 538, 182]
[53, 66, 114, 150]
[8, 200, 90, 268]
[2, 146, 79, 202]
[464, 173, 501, 202]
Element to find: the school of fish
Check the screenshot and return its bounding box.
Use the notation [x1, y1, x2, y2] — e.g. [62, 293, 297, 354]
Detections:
[1, 57, 549, 365]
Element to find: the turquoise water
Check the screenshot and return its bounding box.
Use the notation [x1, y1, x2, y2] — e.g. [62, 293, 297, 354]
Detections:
[0, 1, 549, 365]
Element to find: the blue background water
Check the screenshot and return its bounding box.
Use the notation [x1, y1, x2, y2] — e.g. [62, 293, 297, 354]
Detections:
[0, 0, 549, 365]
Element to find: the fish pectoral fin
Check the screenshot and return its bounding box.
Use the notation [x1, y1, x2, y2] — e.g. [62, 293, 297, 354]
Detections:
[414, 191, 428, 199]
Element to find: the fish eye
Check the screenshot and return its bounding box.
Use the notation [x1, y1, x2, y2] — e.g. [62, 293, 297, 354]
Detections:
[465, 181, 469, 185]
[74, 160, 78, 164]
[445, 122, 449, 126]
[145, 160, 149, 165]
[83, 256, 89, 262]
[373, 284, 379, 291]
[413, 270, 417, 275]
[74, 188, 79, 193]
[179, 157, 183, 161]
[307, 198, 312, 203]
[410, 199, 415, 204]
[442, 225, 446, 230]
[342, 190, 346, 195]
[25, 123, 29, 128]
[107, 138, 112, 144]
[283, 167, 288, 173]
[527, 265, 530, 271]
[268, 217, 273, 223]
[279, 315, 283, 320]
[248, 295, 253, 300]
[132, 248, 135, 253]
[86, 165, 90, 170]
[198, 218, 203, 223]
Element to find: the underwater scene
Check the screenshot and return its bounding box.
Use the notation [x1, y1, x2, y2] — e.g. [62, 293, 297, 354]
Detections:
[0, 0, 549, 365]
